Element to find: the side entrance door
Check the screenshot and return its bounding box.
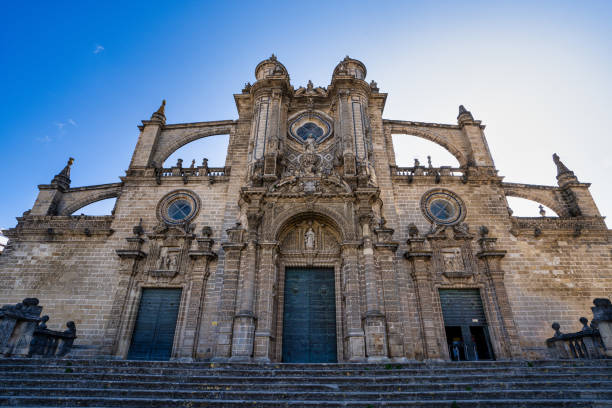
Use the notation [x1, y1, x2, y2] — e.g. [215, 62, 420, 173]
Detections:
[127, 288, 182, 361]
[439, 288, 495, 361]
[282, 268, 337, 363]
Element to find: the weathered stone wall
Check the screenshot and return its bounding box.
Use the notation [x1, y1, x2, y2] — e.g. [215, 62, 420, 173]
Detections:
[1, 56, 610, 362]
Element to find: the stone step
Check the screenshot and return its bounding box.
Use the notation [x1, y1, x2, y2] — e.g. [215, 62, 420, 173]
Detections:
[2, 364, 610, 377]
[1, 357, 610, 369]
[1, 387, 611, 401]
[3, 378, 611, 392]
[0, 396, 606, 408]
[3, 371, 609, 385]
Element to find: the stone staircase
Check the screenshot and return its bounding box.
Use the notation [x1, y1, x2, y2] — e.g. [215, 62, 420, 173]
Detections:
[0, 358, 611, 407]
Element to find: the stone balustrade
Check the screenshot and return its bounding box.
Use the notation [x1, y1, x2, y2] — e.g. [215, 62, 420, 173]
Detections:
[546, 298, 612, 359]
[391, 165, 465, 179]
[0, 298, 76, 358]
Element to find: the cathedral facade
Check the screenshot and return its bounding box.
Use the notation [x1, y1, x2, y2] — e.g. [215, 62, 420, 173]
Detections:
[1, 56, 610, 362]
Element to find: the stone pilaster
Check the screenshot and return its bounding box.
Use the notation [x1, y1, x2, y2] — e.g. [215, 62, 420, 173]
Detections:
[405, 238, 442, 360]
[337, 90, 356, 176]
[253, 242, 278, 362]
[174, 233, 216, 361]
[230, 213, 261, 361]
[212, 224, 245, 361]
[477, 236, 522, 359]
[360, 215, 388, 361]
[341, 242, 366, 361]
[374, 226, 404, 360]
[108, 229, 146, 357]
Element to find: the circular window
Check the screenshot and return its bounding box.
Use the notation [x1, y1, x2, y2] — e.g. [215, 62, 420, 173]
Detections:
[168, 200, 192, 221]
[157, 190, 200, 225]
[421, 190, 465, 225]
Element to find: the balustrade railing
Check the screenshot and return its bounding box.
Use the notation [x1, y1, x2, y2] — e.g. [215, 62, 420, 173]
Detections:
[157, 166, 229, 178]
[547, 316, 608, 359]
[392, 165, 465, 178]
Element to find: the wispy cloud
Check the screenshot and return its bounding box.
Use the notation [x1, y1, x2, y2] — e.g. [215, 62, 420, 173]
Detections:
[36, 135, 52, 143]
[54, 119, 77, 132]
[93, 44, 104, 54]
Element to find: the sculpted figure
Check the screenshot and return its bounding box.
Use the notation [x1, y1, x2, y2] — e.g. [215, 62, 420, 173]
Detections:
[305, 225, 316, 250]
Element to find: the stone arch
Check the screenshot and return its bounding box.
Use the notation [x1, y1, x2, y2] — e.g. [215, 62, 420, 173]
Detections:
[60, 190, 120, 215]
[385, 121, 468, 167]
[152, 122, 235, 167]
[502, 185, 566, 217]
[266, 204, 355, 242]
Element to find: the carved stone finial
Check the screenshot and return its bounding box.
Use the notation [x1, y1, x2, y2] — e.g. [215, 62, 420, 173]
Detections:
[552, 322, 562, 337]
[427, 156, 432, 168]
[552, 152, 576, 179]
[156, 100, 166, 115]
[534, 226, 542, 237]
[133, 218, 144, 236]
[408, 223, 419, 238]
[539, 205, 546, 217]
[150, 100, 166, 122]
[307, 80, 314, 90]
[414, 158, 420, 168]
[579, 317, 590, 331]
[201, 226, 212, 238]
[270, 54, 277, 61]
[51, 157, 75, 190]
[379, 217, 386, 228]
[457, 105, 474, 124]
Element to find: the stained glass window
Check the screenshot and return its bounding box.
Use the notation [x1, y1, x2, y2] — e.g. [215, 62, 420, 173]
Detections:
[430, 199, 455, 221]
[296, 122, 324, 141]
[168, 200, 192, 221]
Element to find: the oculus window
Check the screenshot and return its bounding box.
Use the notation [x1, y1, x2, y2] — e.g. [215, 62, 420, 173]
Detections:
[421, 189, 466, 225]
[157, 190, 200, 225]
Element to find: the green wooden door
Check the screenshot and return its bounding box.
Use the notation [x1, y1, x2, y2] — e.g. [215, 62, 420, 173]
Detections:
[127, 288, 182, 361]
[282, 268, 337, 363]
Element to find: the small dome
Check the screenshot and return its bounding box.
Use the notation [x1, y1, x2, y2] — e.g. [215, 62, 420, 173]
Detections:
[332, 56, 367, 80]
[254, 54, 289, 81]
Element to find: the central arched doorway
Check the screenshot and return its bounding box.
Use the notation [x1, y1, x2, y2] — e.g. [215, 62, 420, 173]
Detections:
[274, 216, 344, 363]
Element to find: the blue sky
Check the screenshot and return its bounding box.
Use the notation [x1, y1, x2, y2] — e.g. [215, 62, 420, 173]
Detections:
[1, 1, 611, 229]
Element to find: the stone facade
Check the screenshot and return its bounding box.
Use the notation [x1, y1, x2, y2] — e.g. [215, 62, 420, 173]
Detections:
[1, 56, 610, 362]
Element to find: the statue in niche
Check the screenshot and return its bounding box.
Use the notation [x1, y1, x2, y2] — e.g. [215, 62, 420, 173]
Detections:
[304, 223, 316, 250]
[168, 254, 178, 270]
